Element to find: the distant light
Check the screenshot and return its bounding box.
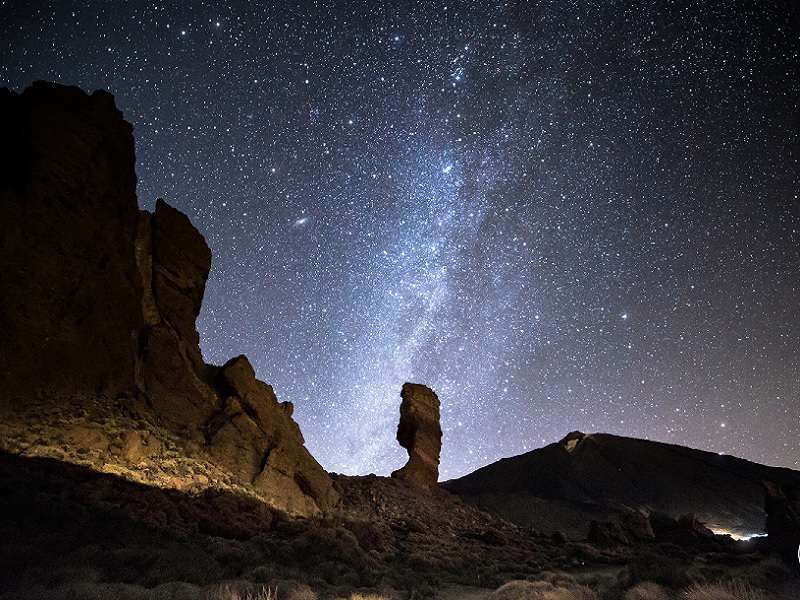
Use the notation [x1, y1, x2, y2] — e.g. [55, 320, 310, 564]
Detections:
[442, 164, 453, 174]
[294, 217, 309, 226]
[710, 528, 768, 541]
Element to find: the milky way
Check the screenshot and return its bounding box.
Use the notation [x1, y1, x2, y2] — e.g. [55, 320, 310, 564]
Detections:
[3, 1, 799, 478]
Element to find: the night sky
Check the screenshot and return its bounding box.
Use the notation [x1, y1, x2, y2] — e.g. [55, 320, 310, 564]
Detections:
[3, 1, 799, 479]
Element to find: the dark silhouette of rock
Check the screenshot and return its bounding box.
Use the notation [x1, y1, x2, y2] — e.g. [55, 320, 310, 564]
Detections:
[390, 383, 442, 489]
[0, 82, 336, 515]
[588, 519, 631, 546]
[764, 480, 800, 566]
[443, 430, 800, 539]
[587, 510, 654, 547]
[0, 82, 141, 400]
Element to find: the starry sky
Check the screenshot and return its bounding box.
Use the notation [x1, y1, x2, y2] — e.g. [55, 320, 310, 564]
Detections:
[3, 1, 799, 479]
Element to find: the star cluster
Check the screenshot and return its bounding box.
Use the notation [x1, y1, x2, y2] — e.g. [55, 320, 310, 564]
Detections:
[3, 1, 799, 478]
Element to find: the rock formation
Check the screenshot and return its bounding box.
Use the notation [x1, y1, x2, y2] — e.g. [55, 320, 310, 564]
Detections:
[0, 81, 336, 515]
[764, 480, 800, 566]
[443, 430, 800, 539]
[390, 383, 442, 489]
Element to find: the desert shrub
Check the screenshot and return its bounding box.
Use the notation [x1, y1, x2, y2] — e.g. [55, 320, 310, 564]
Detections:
[345, 520, 392, 554]
[247, 565, 275, 583]
[206, 584, 276, 600]
[682, 581, 766, 600]
[492, 579, 598, 600]
[626, 552, 692, 589]
[287, 526, 369, 570]
[744, 556, 793, 589]
[571, 571, 620, 600]
[8, 582, 152, 600]
[536, 571, 579, 586]
[150, 581, 205, 600]
[625, 582, 670, 600]
[350, 595, 391, 600]
[284, 582, 317, 600]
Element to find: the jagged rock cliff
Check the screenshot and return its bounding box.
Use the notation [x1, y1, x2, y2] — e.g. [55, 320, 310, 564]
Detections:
[0, 81, 336, 515]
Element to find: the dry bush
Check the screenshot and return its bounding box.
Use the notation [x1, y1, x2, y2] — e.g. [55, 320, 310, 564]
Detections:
[207, 584, 277, 600]
[285, 583, 317, 600]
[349, 595, 391, 600]
[625, 582, 670, 600]
[682, 581, 766, 600]
[492, 579, 598, 600]
[627, 552, 692, 589]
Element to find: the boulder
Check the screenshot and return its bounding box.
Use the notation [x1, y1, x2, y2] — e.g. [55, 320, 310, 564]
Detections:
[648, 511, 716, 546]
[620, 509, 655, 541]
[391, 383, 442, 490]
[587, 509, 654, 546]
[588, 519, 630, 546]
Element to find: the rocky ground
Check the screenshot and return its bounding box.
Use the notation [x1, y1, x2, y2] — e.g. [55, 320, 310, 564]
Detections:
[1, 398, 798, 599]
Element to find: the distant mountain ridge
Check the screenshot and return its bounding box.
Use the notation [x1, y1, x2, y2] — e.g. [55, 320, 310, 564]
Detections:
[443, 431, 800, 539]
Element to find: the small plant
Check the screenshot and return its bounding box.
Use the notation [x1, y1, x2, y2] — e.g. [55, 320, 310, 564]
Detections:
[683, 581, 766, 600]
[492, 579, 598, 600]
[627, 552, 692, 588]
[207, 584, 277, 600]
[286, 584, 317, 600]
[625, 582, 670, 600]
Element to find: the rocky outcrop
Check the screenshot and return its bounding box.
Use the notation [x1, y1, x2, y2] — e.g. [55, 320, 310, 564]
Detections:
[0, 81, 336, 516]
[764, 480, 800, 565]
[587, 510, 654, 546]
[208, 355, 337, 514]
[136, 199, 219, 430]
[390, 383, 442, 490]
[0, 82, 141, 400]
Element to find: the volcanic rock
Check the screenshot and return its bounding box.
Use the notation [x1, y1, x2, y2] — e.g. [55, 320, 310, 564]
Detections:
[588, 509, 655, 546]
[390, 383, 442, 490]
[0, 81, 336, 516]
[0, 82, 141, 400]
[764, 480, 800, 565]
[209, 355, 338, 514]
[444, 431, 800, 539]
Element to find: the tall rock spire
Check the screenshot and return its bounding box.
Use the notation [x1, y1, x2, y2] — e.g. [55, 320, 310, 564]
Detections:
[391, 383, 442, 490]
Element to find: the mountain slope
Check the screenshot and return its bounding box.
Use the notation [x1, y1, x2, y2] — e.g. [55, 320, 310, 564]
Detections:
[443, 431, 800, 539]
